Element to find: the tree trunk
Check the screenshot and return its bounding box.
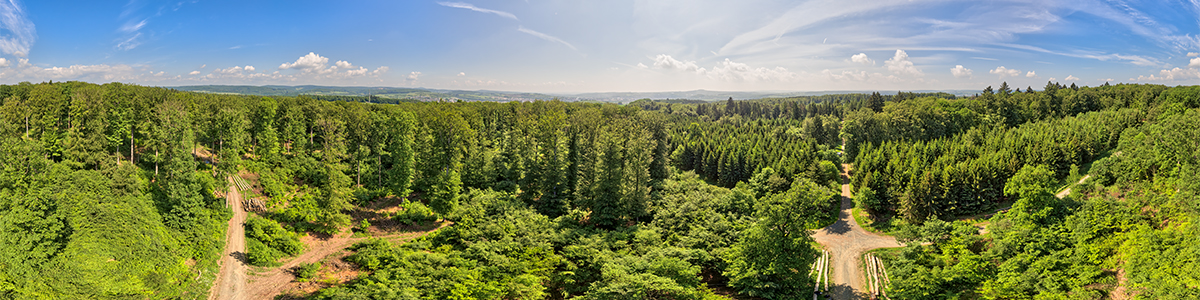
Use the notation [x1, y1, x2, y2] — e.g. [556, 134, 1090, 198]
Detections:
[130, 126, 135, 164]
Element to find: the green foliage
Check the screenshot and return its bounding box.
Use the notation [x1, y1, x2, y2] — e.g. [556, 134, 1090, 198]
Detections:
[293, 262, 320, 281]
[722, 178, 832, 299]
[245, 216, 304, 255]
[854, 186, 885, 217]
[395, 200, 437, 226]
[5, 81, 1198, 299]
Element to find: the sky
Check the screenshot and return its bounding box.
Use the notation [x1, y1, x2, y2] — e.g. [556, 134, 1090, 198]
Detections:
[1, 0, 1198, 93]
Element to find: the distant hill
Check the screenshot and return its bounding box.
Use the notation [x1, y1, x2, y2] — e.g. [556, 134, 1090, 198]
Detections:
[170, 85, 561, 102]
[169, 85, 982, 102]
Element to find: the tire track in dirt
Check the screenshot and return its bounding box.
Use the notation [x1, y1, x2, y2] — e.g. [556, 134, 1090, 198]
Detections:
[210, 178, 248, 300]
[245, 223, 450, 299]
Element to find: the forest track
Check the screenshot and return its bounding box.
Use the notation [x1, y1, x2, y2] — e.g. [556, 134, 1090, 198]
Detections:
[210, 178, 248, 300]
[245, 222, 450, 299]
[811, 164, 902, 299]
[1055, 175, 1091, 199]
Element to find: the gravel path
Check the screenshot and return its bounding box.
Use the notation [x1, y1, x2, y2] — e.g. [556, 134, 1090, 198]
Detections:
[811, 165, 901, 299]
[210, 178, 248, 300]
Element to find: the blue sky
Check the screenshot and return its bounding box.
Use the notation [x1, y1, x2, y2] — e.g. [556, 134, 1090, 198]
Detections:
[1, 0, 1198, 92]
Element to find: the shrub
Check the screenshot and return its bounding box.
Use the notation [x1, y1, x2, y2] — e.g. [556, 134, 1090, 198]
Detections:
[245, 216, 305, 256]
[246, 238, 284, 266]
[294, 263, 321, 281]
[395, 200, 437, 226]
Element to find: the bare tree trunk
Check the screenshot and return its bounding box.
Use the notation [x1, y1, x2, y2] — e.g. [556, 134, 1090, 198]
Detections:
[155, 149, 159, 176]
[130, 126, 134, 164]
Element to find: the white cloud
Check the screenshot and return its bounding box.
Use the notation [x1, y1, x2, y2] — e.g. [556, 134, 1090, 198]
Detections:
[647, 54, 797, 82]
[407, 71, 421, 81]
[988, 66, 1021, 77]
[0, 58, 7, 68]
[0, 0, 35, 57]
[850, 53, 874, 65]
[213, 66, 256, 75]
[1189, 52, 1200, 57]
[1065, 75, 1080, 81]
[1049, 77, 1057, 82]
[457, 72, 466, 76]
[179, 54, 389, 84]
[950, 65, 972, 78]
[1135, 67, 1200, 81]
[652, 54, 703, 73]
[884, 50, 922, 77]
[517, 26, 577, 51]
[823, 69, 874, 81]
[279, 52, 329, 71]
[707, 58, 798, 82]
[1190, 57, 1200, 68]
[436, 2, 518, 20]
[1026, 71, 1039, 78]
[36, 64, 136, 80]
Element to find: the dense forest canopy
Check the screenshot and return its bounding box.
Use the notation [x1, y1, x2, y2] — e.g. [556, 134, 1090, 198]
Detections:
[0, 80, 1196, 299]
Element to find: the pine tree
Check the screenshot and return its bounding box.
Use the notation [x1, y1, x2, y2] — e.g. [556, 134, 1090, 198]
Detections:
[867, 92, 884, 112]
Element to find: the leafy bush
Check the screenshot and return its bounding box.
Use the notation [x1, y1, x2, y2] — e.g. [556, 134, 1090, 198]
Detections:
[245, 216, 305, 255]
[246, 238, 284, 266]
[244, 216, 305, 266]
[293, 263, 321, 281]
[394, 200, 436, 226]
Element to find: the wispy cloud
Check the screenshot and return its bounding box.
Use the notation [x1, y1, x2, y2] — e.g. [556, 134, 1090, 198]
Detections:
[436, 1, 518, 20]
[518, 26, 577, 51]
[0, 0, 36, 57]
[114, 0, 196, 51]
[998, 43, 1160, 66]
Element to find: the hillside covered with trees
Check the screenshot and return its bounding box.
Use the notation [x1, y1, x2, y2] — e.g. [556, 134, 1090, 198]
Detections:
[0, 80, 1196, 299]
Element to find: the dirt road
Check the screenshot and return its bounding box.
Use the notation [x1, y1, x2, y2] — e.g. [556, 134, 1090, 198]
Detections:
[812, 165, 901, 299]
[245, 223, 450, 299]
[1055, 175, 1091, 198]
[210, 178, 248, 300]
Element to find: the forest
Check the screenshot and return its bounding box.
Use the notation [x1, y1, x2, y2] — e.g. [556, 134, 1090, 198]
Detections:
[0, 80, 1196, 299]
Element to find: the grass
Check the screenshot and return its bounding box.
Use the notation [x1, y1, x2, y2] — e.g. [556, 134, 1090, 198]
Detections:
[853, 207, 898, 234]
